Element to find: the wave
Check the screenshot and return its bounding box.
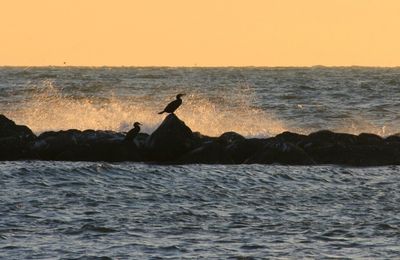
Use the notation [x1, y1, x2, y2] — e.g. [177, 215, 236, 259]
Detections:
[5, 82, 288, 137]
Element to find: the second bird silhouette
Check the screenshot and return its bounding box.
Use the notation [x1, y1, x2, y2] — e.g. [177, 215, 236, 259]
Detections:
[158, 94, 185, 114]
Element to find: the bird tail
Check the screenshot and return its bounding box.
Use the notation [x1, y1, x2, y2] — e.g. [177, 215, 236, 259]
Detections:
[158, 111, 164, 114]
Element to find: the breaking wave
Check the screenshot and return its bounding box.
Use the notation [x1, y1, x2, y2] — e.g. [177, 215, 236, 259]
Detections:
[6, 82, 288, 137]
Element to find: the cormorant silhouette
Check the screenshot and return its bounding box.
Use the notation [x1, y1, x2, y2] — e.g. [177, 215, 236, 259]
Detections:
[158, 94, 185, 114]
[124, 122, 141, 142]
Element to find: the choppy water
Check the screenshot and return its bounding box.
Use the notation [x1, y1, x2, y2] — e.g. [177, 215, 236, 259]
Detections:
[1, 162, 400, 259]
[1, 67, 400, 258]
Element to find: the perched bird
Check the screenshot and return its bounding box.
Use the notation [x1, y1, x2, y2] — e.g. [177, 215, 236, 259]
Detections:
[124, 122, 141, 142]
[158, 94, 185, 114]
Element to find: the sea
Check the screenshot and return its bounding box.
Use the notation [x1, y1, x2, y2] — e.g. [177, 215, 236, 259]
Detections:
[1, 67, 400, 259]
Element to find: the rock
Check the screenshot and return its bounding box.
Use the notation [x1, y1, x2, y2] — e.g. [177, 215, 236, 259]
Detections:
[217, 131, 245, 146]
[192, 131, 217, 145]
[386, 133, 400, 143]
[275, 131, 307, 145]
[299, 130, 358, 149]
[0, 114, 36, 160]
[177, 141, 234, 164]
[146, 114, 197, 161]
[357, 133, 384, 145]
[133, 133, 150, 148]
[245, 138, 314, 165]
[225, 138, 267, 164]
[309, 144, 400, 166]
[30, 129, 142, 161]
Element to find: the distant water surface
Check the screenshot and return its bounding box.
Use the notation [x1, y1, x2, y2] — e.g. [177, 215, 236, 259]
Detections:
[1, 67, 400, 258]
[1, 67, 399, 136]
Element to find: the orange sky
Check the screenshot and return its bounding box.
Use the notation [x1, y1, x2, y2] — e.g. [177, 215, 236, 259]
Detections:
[0, 0, 399, 66]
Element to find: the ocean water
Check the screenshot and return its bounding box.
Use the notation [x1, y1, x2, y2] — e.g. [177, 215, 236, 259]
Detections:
[1, 67, 400, 258]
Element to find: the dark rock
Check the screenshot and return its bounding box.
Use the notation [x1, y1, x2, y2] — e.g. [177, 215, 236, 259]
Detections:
[30, 129, 142, 161]
[299, 130, 357, 149]
[225, 138, 267, 164]
[30, 130, 79, 160]
[133, 133, 150, 148]
[146, 114, 197, 161]
[217, 131, 245, 146]
[386, 133, 400, 143]
[357, 133, 384, 145]
[0, 114, 36, 160]
[309, 144, 400, 166]
[178, 141, 233, 164]
[275, 131, 307, 145]
[245, 138, 314, 165]
[192, 131, 216, 145]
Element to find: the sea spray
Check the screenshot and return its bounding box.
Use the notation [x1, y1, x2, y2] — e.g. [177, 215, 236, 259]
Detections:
[6, 81, 288, 137]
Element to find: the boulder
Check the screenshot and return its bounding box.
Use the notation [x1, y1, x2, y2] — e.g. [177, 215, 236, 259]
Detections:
[0, 114, 36, 160]
[275, 131, 307, 145]
[357, 133, 384, 145]
[245, 138, 314, 165]
[386, 133, 400, 143]
[308, 144, 400, 166]
[225, 138, 267, 164]
[299, 130, 358, 149]
[177, 141, 233, 164]
[30, 129, 142, 161]
[146, 114, 197, 161]
[217, 131, 245, 146]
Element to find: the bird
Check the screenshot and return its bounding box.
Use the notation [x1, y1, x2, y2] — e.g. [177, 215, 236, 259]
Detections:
[158, 94, 185, 114]
[124, 122, 141, 142]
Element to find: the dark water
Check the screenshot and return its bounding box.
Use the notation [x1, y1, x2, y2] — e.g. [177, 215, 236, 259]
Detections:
[1, 67, 400, 258]
[1, 162, 400, 259]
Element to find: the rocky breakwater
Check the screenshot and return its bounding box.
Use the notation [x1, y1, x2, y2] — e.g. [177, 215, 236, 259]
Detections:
[1, 114, 400, 166]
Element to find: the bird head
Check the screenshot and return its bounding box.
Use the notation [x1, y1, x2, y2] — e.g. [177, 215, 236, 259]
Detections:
[176, 93, 185, 99]
[133, 122, 142, 127]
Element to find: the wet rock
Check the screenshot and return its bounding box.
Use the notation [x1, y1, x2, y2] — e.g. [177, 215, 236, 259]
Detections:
[299, 130, 358, 149]
[386, 133, 400, 143]
[30, 129, 142, 161]
[309, 144, 400, 166]
[30, 130, 79, 160]
[0, 114, 36, 160]
[357, 133, 384, 145]
[178, 141, 233, 164]
[225, 138, 267, 164]
[275, 131, 307, 145]
[146, 114, 197, 161]
[217, 131, 245, 146]
[245, 138, 315, 165]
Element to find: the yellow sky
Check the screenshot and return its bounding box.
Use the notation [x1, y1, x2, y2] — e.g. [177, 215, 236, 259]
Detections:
[0, 0, 399, 66]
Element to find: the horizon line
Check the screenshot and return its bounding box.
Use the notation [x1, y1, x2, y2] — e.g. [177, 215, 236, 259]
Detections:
[1, 65, 400, 69]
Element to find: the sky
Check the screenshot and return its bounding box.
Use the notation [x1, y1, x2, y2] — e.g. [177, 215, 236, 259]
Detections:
[0, 0, 399, 67]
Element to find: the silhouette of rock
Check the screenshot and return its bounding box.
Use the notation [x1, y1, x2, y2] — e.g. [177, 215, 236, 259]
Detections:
[146, 114, 197, 161]
[178, 141, 234, 164]
[0, 114, 36, 160]
[1, 114, 400, 166]
[357, 133, 384, 145]
[275, 131, 307, 145]
[245, 138, 315, 165]
[225, 138, 267, 164]
[30, 129, 142, 161]
[217, 132, 245, 146]
[386, 133, 400, 143]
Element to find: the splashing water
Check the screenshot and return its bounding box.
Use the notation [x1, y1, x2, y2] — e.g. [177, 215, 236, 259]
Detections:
[7, 82, 287, 137]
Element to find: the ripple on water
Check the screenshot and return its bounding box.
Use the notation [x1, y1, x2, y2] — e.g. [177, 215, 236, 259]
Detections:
[1, 161, 400, 258]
